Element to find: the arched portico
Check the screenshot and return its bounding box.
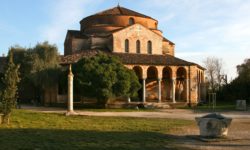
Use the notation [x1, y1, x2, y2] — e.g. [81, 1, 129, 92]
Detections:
[146, 66, 158, 101]
[127, 64, 195, 104]
[176, 67, 187, 101]
[162, 67, 172, 101]
[133, 66, 143, 101]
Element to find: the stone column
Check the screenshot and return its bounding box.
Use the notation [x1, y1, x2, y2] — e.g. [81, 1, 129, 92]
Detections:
[142, 78, 146, 103]
[198, 83, 201, 102]
[127, 97, 131, 103]
[158, 78, 162, 103]
[186, 79, 189, 103]
[67, 64, 74, 113]
[172, 78, 176, 103]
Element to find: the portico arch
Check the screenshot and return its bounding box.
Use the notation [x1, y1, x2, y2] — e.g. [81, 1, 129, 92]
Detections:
[133, 66, 143, 101]
[133, 66, 143, 79]
[162, 67, 172, 101]
[176, 67, 187, 101]
[146, 66, 158, 101]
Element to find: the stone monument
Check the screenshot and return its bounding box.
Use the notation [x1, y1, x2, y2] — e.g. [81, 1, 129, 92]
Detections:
[236, 100, 247, 111]
[195, 113, 232, 138]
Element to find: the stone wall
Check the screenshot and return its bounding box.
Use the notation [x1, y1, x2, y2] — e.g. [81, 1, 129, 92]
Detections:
[112, 24, 163, 55]
[162, 41, 175, 56]
[81, 15, 160, 34]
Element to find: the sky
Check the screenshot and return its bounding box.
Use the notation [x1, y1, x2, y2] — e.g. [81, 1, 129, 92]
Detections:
[0, 0, 250, 80]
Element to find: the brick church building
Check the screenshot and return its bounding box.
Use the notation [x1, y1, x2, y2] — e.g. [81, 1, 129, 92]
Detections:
[59, 5, 206, 106]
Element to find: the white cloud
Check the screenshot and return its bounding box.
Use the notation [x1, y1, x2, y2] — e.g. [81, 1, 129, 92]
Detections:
[147, 0, 250, 80]
[39, 0, 250, 80]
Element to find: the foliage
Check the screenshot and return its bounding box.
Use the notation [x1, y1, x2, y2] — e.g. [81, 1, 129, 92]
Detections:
[73, 53, 141, 106]
[0, 73, 4, 98]
[203, 57, 225, 92]
[0, 52, 20, 124]
[217, 58, 250, 102]
[9, 42, 60, 104]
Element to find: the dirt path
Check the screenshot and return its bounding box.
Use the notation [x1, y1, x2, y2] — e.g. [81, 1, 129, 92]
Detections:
[21, 105, 250, 120]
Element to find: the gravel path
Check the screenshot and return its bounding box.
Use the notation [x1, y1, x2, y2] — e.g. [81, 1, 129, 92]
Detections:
[21, 105, 250, 120]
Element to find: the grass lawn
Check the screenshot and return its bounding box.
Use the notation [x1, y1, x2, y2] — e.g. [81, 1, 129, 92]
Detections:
[177, 101, 236, 112]
[0, 109, 193, 150]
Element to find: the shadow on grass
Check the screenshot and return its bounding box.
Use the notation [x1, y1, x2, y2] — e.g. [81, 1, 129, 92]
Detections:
[1, 129, 249, 150]
[0, 128, 196, 150]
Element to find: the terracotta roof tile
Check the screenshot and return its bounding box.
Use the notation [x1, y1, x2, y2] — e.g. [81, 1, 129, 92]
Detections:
[89, 6, 155, 20]
[60, 50, 205, 69]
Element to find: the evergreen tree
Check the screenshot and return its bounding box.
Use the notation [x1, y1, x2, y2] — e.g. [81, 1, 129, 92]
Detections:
[73, 53, 141, 107]
[0, 51, 20, 124]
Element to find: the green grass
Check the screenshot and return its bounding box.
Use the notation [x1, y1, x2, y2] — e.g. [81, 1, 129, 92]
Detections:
[0, 109, 193, 150]
[177, 101, 236, 112]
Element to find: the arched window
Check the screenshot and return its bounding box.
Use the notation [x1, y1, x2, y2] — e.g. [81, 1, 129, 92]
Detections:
[129, 17, 135, 25]
[125, 39, 129, 53]
[136, 40, 140, 54]
[147, 41, 152, 54]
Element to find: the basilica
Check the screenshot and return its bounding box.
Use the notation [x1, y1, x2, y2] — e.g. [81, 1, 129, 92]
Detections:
[58, 5, 206, 106]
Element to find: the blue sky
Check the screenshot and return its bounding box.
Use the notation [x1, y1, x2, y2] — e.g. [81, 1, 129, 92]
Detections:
[1, 0, 250, 80]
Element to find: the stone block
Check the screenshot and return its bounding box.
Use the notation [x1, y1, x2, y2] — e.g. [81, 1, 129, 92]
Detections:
[236, 100, 247, 110]
[195, 113, 232, 138]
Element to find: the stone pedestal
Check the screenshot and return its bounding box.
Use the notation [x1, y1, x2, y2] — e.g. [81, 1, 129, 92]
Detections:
[236, 100, 247, 110]
[195, 113, 232, 137]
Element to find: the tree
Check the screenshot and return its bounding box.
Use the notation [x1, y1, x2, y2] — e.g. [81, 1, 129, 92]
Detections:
[8, 42, 60, 105]
[217, 58, 250, 102]
[236, 58, 250, 82]
[203, 57, 225, 92]
[0, 51, 20, 124]
[73, 53, 141, 107]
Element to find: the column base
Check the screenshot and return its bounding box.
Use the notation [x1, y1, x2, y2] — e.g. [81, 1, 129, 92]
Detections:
[65, 111, 78, 116]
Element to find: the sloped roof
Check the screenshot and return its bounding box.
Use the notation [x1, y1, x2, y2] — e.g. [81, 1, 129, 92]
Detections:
[60, 50, 205, 70]
[88, 6, 155, 20]
[163, 37, 175, 45]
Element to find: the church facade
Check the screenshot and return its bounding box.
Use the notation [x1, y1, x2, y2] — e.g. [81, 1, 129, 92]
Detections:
[60, 6, 206, 105]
